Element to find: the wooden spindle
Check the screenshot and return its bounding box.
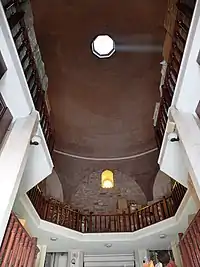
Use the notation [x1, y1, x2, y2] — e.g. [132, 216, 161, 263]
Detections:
[128, 209, 132, 231]
[135, 212, 140, 230]
[0, 215, 15, 259]
[183, 236, 196, 267]
[100, 215, 102, 232]
[162, 197, 170, 218]
[1, 221, 18, 267]
[189, 226, 200, 265]
[122, 212, 126, 232]
[94, 215, 97, 232]
[89, 212, 93, 232]
[27, 238, 37, 267]
[113, 216, 116, 232]
[13, 231, 26, 267]
[18, 236, 29, 267]
[8, 226, 23, 266]
[179, 233, 192, 267]
[84, 216, 87, 233]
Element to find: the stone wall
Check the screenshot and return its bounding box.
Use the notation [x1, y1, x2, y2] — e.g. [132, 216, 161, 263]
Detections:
[20, 0, 48, 91]
[70, 170, 147, 214]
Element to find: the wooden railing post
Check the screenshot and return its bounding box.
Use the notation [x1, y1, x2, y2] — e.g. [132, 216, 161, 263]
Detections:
[162, 196, 170, 218]
[0, 213, 39, 267]
[88, 213, 92, 232]
[122, 211, 127, 232]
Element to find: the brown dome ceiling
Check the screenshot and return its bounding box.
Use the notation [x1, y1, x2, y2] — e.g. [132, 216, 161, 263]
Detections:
[31, 0, 167, 210]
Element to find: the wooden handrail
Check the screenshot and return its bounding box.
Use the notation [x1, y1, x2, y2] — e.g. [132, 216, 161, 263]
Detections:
[179, 209, 200, 267]
[155, 3, 194, 148]
[0, 212, 39, 267]
[28, 182, 187, 233]
[2, 0, 55, 153]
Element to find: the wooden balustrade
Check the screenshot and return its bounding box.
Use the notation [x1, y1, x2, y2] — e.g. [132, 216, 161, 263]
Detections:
[28, 182, 187, 233]
[0, 93, 13, 145]
[0, 212, 39, 267]
[179, 209, 200, 267]
[155, 3, 194, 148]
[2, 0, 55, 153]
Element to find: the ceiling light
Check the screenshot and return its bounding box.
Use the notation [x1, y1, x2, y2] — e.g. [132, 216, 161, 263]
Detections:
[105, 243, 112, 248]
[101, 170, 114, 189]
[92, 35, 115, 58]
[159, 234, 167, 239]
[50, 237, 58, 241]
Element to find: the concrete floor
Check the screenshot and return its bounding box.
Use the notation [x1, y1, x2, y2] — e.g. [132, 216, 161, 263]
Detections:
[32, 0, 167, 212]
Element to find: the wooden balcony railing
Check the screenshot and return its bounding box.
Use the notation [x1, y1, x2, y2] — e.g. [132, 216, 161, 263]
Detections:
[155, 3, 194, 148]
[0, 212, 39, 267]
[179, 209, 200, 267]
[28, 182, 187, 233]
[2, 0, 55, 153]
[0, 93, 13, 145]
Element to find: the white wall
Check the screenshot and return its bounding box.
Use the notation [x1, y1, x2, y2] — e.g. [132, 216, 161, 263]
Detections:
[45, 169, 63, 202]
[159, 137, 188, 187]
[19, 126, 53, 194]
[153, 171, 172, 200]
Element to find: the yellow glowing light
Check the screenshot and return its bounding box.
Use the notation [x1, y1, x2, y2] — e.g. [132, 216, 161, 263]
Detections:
[101, 170, 114, 188]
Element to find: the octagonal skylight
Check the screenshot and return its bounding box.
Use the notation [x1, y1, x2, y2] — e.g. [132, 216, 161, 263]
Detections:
[91, 35, 115, 58]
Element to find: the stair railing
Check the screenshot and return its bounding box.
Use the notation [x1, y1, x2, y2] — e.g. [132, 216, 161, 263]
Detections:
[2, 0, 55, 153]
[155, 3, 194, 148]
[28, 182, 187, 233]
[179, 209, 200, 267]
[0, 212, 39, 267]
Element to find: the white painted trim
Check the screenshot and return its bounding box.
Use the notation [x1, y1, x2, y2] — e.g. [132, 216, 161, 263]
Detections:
[35, 245, 47, 267]
[54, 147, 158, 161]
[0, 111, 38, 246]
[171, 108, 200, 200]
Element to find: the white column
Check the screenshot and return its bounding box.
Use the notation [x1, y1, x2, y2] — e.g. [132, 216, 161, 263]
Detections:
[171, 240, 183, 267]
[135, 249, 148, 267]
[67, 250, 84, 267]
[35, 245, 47, 267]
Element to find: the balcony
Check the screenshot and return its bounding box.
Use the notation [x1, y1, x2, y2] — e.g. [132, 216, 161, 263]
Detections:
[27, 182, 187, 233]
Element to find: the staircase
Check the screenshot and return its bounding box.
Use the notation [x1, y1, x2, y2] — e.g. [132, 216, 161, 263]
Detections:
[179, 209, 200, 267]
[155, 3, 194, 148]
[0, 212, 39, 267]
[27, 182, 187, 233]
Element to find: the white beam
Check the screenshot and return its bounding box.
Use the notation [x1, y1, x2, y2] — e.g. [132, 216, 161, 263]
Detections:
[0, 111, 38, 245]
[171, 107, 200, 201]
